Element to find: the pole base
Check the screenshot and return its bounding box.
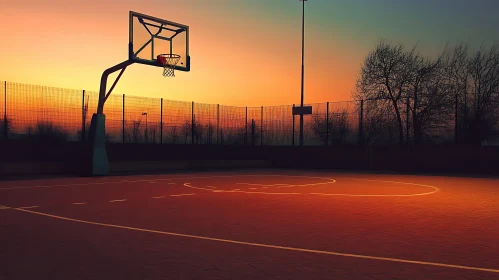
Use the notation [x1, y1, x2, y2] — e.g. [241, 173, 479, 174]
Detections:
[88, 113, 109, 176]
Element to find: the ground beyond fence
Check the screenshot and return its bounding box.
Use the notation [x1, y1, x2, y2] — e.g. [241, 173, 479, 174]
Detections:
[0, 81, 491, 146]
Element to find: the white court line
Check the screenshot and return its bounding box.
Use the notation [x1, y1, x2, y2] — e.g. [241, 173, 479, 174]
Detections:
[0, 174, 440, 199]
[148, 182, 156, 184]
[236, 181, 336, 188]
[19, 206, 39, 209]
[0, 174, 336, 190]
[184, 183, 300, 195]
[236, 183, 292, 186]
[109, 199, 127, 203]
[152, 196, 165, 199]
[170, 193, 196, 197]
[12, 207, 499, 274]
[0, 206, 11, 210]
[184, 176, 438, 197]
[72, 202, 87, 205]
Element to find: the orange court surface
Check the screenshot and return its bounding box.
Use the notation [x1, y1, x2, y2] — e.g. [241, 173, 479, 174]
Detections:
[1, 169, 499, 279]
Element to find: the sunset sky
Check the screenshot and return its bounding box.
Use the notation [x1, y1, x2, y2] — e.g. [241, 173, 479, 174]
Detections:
[1, 0, 498, 107]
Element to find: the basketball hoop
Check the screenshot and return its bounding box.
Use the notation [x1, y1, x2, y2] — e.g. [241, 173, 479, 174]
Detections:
[157, 54, 181, 77]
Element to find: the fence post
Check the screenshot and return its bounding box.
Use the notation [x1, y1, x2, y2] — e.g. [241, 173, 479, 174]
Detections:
[292, 104, 295, 146]
[260, 106, 263, 146]
[245, 107, 248, 145]
[325, 102, 329, 146]
[358, 100, 364, 145]
[454, 93, 458, 144]
[160, 98, 163, 144]
[191, 101, 195, 144]
[4, 81, 7, 140]
[251, 119, 255, 146]
[81, 90, 85, 141]
[406, 96, 410, 144]
[122, 94, 125, 143]
[217, 104, 220, 145]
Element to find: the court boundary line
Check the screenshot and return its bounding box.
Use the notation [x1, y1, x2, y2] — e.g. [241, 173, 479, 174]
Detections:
[4, 205, 498, 274]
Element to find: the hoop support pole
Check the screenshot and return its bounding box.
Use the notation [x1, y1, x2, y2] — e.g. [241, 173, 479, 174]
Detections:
[97, 60, 134, 114]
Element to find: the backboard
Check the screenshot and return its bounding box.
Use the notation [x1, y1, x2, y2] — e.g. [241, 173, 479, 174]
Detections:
[129, 11, 190, 72]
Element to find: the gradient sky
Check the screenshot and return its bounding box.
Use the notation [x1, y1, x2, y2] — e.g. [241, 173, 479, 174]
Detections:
[1, 0, 498, 106]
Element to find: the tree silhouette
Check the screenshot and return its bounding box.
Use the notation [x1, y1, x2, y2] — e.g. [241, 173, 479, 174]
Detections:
[355, 40, 415, 144]
[168, 126, 179, 144]
[310, 109, 350, 145]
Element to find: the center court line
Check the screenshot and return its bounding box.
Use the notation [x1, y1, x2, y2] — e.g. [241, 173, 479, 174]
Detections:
[109, 199, 127, 203]
[152, 196, 165, 199]
[72, 202, 87, 205]
[12, 207, 499, 274]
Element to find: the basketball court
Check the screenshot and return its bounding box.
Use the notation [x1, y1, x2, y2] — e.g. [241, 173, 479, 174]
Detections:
[2, 170, 499, 279]
[3, 7, 498, 280]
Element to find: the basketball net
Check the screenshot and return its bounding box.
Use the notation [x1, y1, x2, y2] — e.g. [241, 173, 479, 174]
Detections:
[157, 54, 181, 77]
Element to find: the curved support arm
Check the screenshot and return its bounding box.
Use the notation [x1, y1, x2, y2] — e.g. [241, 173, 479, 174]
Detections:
[97, 60, 134, 114]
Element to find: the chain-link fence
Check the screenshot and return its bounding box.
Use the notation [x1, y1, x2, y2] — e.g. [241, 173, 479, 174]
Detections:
[1, 81, 496, 145]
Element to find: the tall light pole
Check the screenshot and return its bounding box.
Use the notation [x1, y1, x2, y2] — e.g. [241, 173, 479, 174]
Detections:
[299, 0, 307, 146]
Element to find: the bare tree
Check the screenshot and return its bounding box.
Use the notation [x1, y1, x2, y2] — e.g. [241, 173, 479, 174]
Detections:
[169, 126, 179, 144]
[148, 125, 158, 144]
[310, 109, 350, 144]
[361, 99, 401, 145]
[310, 111, 330, 145]
[182, 120, 191, 144]
[205, 122, 215, 144]
[0, 116, 13, 139]
[466, 44, 499, 144]
[406, 50, 453, 144]
[440, 43, 499, 144]
[194, 121, 204, 144]
[355, 40, 415, 144]
[131, 120, 142, 143]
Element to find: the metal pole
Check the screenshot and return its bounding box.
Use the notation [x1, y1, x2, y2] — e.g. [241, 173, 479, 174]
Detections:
[160, 98, 163, 144]
[191, 101, 195, 145]
[292, 104, 295, 146]
[406, 96, 409, 144]
[261, 106, 264, 146]
[4, 81, 7, 139]
[359, 99, 364, 144]
[82, 90, 86, 141]
[455, 93, 458, 144]
[326, 102, 330, 146]
[251, 119, 255, 146]
[245, 107, 248, 145]
[299, 0, 306, 146]
[122, 94, 125, 143]
[217, 104, 220, 145]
